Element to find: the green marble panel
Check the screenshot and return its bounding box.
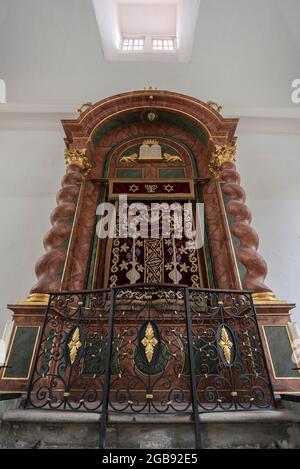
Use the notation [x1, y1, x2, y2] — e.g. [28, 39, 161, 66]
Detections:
[3, 327, 39, 379]
[116, 168, 143, 179]
[264, 326, 300, 378]
[159, 168, 185, 179]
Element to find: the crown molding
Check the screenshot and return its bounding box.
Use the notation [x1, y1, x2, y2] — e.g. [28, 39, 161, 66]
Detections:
[0, 103, 78, 130]
[223, 106, 300, 135]
[0, 103, 300, 134]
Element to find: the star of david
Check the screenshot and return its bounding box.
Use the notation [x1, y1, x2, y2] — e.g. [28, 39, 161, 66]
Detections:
[164, 184, 174, 193]
[129, 184, 139, 193]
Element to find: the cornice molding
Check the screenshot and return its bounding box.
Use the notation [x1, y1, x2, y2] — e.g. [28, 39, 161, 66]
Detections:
[0, 103, 78, 130]
[1, 103, 300, 134]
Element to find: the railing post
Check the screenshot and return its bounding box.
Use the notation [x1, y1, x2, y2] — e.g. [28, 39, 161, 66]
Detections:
[184, 287, 202, 449]
[25, 293, 53, 409]
[99, 287, 115, 449]
[249, 293, 277, 408]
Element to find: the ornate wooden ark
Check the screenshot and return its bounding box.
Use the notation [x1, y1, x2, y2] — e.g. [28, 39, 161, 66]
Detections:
[1, 91, 299, 434]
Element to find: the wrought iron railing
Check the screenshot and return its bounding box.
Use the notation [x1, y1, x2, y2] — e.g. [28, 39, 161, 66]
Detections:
[26, 284, 275, 449]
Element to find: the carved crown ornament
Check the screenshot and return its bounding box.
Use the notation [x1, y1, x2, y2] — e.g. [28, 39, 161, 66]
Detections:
[208, 144, 237, 179]
[64, 148, 92, 176]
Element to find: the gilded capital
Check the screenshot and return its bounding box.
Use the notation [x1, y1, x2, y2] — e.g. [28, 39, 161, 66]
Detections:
[208, 145, 236, 178]
[64, 148, 92, 176]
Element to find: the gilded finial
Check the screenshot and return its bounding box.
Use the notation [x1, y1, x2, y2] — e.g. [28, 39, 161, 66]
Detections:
[207, 100, 223, 113]
[77, 102, 93, 115]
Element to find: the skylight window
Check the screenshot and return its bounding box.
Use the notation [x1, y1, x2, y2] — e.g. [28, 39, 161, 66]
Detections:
[92, 0, 201, 62]
[121, 38, 144, 51]
[152, 38, 175, 51]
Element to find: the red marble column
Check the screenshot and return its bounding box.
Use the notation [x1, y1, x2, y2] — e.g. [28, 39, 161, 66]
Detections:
[218, 156, 274, 296]
[22, 149, 91, 304]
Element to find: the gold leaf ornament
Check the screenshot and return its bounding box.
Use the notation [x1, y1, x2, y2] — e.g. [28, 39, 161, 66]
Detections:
[219, 326, 233, 365]
[141, 322, 158, 363]
[68, 327, 82, 364]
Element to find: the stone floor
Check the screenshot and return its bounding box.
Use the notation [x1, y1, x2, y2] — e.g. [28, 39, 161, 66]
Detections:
[1, 405, 300, 449]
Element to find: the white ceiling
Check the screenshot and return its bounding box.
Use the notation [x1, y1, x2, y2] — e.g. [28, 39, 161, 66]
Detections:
[0, 0, 300, 109]
[118, 3, 177, 36]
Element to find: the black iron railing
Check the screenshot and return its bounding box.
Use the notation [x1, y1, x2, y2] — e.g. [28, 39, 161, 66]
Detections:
[26, 284, 275, 449]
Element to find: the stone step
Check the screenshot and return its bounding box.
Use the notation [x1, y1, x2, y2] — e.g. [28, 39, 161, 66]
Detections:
[1, 408, 300, 449]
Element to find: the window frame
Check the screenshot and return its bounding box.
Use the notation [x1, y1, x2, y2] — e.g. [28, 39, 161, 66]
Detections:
[120, 37, 145, 52]
[152, 37, 176, 52]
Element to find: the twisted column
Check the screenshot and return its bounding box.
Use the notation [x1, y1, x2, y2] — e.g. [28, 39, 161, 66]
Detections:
[209, 145, 275, 299]
[21, 149, 91, 304]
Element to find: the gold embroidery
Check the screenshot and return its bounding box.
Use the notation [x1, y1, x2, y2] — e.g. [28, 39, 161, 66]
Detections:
[129, 184, 139, 192]
[164, 184, 174, 193]
[144, 239, 164, 283]
[145, 184, 157, 193]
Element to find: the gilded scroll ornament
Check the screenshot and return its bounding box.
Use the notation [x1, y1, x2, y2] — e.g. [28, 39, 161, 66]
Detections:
[219, 326, 233, 365]
[207, 100, 223, 113]
[64, 148, 92, 176]
[141, 322, 158, 363]
[77, 102, 93, 115]
[68, 327, 82, 365]
[208, 145, 236, 178]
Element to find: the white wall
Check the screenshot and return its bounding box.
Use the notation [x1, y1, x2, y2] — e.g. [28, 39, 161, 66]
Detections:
[0, 125, 299, 335]
[0, 129, 65, 333]
[237, 132, 300, 315]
